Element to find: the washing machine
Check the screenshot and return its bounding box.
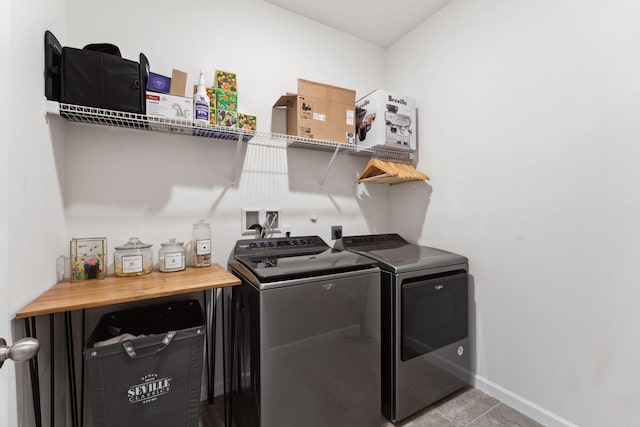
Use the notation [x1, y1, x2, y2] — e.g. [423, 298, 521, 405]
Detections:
[227, 235, 381, 427]
[335, 233, 470, 423]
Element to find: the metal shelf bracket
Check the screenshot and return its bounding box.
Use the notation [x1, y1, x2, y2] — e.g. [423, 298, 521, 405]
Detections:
[319, 146, 341, 187]
[231, 132, 246, 185]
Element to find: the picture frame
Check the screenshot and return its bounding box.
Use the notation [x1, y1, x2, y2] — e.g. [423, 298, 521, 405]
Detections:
[70, 237, 107, 282]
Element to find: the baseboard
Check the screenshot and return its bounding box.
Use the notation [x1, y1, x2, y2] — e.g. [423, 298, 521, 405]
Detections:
[472, 374, 579, 427]
[203, 373, 579, 426]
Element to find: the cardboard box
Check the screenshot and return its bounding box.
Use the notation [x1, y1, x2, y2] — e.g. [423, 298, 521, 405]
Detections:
[273, 79, 356, 144]
[355, 89, 416, 151]
[145, 92, 193, 134]
[147, 72, 171, 93]
[169, 69, 188, 97]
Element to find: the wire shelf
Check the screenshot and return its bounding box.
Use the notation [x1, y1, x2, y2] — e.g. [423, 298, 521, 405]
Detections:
[56, 102, 254, 142]
[48, 101, 413, 162]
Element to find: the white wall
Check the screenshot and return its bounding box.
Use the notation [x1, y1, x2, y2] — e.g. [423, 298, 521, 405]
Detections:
[7, 0, 67, 425]
[62, 0, 389, 267]
[8, 0, 389, 425]
[389, 1, 640, 426]
[9, 0, 68, 311]
[20, 0, 637, 425]
[1, 1, 12, 425]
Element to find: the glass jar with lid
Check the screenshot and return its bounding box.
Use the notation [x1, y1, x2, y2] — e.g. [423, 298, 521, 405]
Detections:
[192, 220, 211, 268]
[114, 237, 153, 277]
[159, 238, 186, 273]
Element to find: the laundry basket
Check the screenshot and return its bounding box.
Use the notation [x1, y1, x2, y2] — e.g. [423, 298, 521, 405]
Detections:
[84, 299, 205, 427]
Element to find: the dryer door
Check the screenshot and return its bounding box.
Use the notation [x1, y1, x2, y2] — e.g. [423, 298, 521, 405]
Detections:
[401, 270, 468, 361]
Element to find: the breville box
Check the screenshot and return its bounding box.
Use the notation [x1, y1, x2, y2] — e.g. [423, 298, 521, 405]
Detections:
[355, 89, 416, 151]
[273, 79, 356, 144]
[145, 91, 193, 134]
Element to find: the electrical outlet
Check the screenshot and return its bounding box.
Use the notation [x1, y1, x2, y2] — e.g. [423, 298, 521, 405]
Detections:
[331, 225, 343, 240]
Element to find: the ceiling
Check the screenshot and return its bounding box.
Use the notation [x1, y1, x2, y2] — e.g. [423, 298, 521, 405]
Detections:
[262, 0, 453, 48]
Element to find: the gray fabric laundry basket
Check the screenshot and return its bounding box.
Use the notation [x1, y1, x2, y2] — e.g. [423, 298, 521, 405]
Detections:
[84, 299, 205, 427]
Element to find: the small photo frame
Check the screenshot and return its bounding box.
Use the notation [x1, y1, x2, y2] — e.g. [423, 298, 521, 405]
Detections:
[70, 237, 107, 282]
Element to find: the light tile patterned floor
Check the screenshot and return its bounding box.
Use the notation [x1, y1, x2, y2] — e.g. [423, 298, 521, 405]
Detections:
[199, 387, 544, 427]
[384, 387, 544, 427]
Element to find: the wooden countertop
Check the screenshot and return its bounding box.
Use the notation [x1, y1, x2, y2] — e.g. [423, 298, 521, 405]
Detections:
[16, 264, 240, 319]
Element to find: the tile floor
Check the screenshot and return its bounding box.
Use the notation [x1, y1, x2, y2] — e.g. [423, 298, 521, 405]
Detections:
[199, 386, 545, 427]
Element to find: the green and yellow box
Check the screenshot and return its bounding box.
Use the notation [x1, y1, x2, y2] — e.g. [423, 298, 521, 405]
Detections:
[216, 89, 237, 112]
[215, 70, 237, 92]
[217, 110, 238, 128]
[206, 87, 216, 124]
[238, 113, 257, 131]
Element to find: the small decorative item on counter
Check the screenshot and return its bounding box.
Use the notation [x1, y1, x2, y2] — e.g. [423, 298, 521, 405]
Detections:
[70, 237, 106, 282]
[159, 238, 186, 273]
[192, 220, 212, 268]
[114, 237, 153, 277]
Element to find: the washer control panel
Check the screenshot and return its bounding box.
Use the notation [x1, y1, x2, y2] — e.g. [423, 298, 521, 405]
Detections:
[235, 236, 327, 255]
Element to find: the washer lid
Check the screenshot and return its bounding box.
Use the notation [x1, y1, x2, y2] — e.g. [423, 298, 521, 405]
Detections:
[232, 236, 377, 282]
[335, 234, 467, 273]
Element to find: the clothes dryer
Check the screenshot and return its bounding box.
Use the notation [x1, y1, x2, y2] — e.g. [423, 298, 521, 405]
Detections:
[335, 233, 470, 422]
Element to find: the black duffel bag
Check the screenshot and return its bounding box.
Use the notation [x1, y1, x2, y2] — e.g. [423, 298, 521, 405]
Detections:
[45, 30, 149, 114]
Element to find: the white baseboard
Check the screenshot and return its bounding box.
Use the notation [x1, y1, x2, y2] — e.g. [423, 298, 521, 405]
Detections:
[203, 372, 579, 426]
[472, 374, 579, 427]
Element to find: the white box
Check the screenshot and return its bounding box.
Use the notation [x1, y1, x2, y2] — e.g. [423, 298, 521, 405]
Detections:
[145, 92, 194, 134]
[355, 89, 416, 151]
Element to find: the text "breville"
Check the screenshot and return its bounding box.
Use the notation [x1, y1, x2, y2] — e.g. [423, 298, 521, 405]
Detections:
[388, 95, 407, 105]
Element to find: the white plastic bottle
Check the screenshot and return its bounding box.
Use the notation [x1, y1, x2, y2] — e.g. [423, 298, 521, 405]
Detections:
[194, 70, 210, 126]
